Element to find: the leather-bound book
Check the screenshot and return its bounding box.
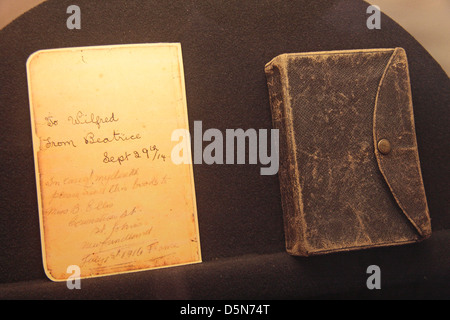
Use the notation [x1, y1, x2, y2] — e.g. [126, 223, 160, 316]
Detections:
[265, 48, 432, 256]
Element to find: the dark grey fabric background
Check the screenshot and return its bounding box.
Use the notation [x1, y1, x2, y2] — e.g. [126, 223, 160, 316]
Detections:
[0, 0, 448, 299]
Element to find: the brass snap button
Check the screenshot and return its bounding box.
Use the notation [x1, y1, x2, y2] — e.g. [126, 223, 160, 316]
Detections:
[378, 139, 392, 155]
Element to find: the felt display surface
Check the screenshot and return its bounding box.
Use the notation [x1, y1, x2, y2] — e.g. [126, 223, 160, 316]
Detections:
[0, 0, 448, 298]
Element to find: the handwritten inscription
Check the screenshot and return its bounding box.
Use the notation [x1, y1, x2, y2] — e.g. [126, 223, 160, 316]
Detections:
[80, 240, 161, 267]
[35, 107, 190, 279]
[43, 167, 176, 275]
[38, 109, 173, 274]
[83, 130, 141, 145]
[41, 113, 164, 166]
[28, 44, 201, 280]
[103, 145, 167, 165]
[43, 137, 77, 148]
[68, 111, 119, 129]
[45, 116, 58, 127]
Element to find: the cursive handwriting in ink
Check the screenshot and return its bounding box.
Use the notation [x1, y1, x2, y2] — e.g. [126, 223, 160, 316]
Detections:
[45, 116, 58, 127]
[68, 111, 119, 129]
[83, 130, 141, 145]
[44, 137, 77, 148]
[103, 145, 167, 165]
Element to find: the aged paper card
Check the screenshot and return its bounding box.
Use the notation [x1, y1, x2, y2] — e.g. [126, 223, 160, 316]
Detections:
[27, 43, 201, 281]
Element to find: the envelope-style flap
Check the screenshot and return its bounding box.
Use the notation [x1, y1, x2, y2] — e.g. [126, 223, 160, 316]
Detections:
[373, 48, 431, 238]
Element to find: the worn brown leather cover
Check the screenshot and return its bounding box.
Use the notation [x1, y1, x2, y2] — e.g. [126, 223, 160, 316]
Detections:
[265, 48, 432, 256]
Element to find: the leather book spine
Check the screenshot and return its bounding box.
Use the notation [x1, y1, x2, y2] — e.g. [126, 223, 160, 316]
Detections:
[265, 56, 309, 256]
